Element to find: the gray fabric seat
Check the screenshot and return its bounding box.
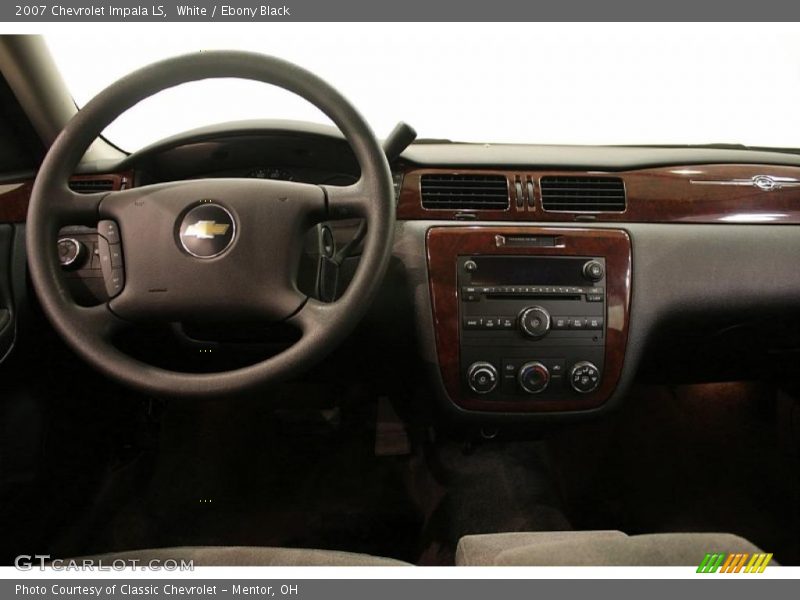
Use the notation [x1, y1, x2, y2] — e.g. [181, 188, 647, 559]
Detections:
[77, 546, 410, 566]
[456, 530, 771, 566]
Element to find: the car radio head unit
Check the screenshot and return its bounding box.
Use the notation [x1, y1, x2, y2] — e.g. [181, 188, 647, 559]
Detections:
[458, 255, 607, 401]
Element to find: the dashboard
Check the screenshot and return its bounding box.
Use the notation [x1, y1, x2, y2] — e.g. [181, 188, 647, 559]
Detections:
[4, 122, 800, 422]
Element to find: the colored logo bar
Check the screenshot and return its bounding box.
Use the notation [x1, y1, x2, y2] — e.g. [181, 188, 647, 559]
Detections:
[697, 552, 773, 573]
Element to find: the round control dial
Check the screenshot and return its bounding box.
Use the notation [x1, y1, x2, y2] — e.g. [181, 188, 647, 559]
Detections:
[57, 238, 86, 270]
[517, 361, 550, 394]
[569, 361, 601, 393]
[467, 362, 499, 394]
[583, 260, 604, 282]
[519, 306, 551, 339]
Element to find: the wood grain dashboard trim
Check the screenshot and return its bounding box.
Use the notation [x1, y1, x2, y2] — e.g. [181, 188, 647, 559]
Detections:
[426, 226, 632, 413]
[0, 181, 33, 223]
[0, 172, 134, 224]
[399, 164, 800, 224]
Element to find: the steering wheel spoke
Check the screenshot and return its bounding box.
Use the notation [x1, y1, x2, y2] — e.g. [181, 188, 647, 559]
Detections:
[47, 185, 104, 226]
[322, 181, 372, 221]
[287, 298, 333, 333]
[72, 303, 130, 340]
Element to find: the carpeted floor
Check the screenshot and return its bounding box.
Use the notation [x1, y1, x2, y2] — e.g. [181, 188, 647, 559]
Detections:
[548, 382, 800, 565]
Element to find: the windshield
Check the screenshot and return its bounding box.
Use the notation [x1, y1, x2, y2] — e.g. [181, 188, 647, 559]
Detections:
[45, 23, 800, 153]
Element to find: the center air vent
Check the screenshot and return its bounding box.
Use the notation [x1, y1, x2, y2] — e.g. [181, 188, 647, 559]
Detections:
[540, 176, 626, 212]
[68, 178, 116, 194]
[421, 174, 509, 210]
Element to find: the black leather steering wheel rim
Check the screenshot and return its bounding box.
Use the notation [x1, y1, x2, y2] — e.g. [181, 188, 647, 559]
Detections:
[26, 51, 395, 398]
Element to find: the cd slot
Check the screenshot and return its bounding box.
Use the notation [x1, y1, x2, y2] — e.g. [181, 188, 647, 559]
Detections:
[487, 292, 582, 301]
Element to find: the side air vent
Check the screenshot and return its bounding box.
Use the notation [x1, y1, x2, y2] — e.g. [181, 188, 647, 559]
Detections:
[421, 174, 509, 210]
[540, 176, 626, 212]
[68, 178, 116, 194]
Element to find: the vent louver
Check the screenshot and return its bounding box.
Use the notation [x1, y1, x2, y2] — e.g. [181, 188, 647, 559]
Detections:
[540, 176, 626, 212]
[420, 174, 509, 210]
[68, 179, 116, 194]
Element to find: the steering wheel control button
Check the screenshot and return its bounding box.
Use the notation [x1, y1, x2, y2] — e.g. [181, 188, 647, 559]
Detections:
[519, 306, 551, 339]
[57, 238, 85, 270]
[178, 203, 236, 258]
[98, 220, 120, 245]
[569, 361, 601, 394]
[517, 361, 551, 394]
[107, 269, 125, 297]
[109, 244, 123, 268]
[583, 260, 605, 282]
[467, 361, 499, 394]
[97, 235, 125, 298]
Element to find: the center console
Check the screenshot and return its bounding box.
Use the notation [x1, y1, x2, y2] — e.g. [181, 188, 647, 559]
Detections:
[426, 226, 631, 413]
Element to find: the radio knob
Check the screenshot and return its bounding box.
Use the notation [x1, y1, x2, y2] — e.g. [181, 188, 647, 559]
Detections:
[583, 260, 604, 282]
[467, 362, 499, 394]
[519, 306, 551, 339]
[518, 361, 550, 394]
[569, 361, 601, 394]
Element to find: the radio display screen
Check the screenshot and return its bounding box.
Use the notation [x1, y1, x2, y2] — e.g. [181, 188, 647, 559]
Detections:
[468, 256, 590, 286]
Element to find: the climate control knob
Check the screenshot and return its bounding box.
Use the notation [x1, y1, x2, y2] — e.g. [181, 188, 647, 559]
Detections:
[519, 306, 551, 339]
[569, 361, 601, 393]
[517, 361, 550, 394]
[467, 362, 499, 394]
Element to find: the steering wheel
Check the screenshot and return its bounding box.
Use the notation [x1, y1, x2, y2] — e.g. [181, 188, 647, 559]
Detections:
[26, 51, 395, 398]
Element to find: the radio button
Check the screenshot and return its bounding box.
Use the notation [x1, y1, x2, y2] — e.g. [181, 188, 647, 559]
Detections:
[499, 316, 515, 329]
[586, 317, 604, 330]
[587, 293, 604, 302]
[461, 286, 480, 302]
[463, 317, 483, 330]
[483, 317, 499, 330]
[552, 316, 570, 330]
[519, 306, 551, 339]
[464, 260, 478, 272]
[569, 317, 586, 329]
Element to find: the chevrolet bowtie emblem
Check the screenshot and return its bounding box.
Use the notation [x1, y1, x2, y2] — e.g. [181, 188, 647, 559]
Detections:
[178, 204, 236, 258]
[182, 220, 231, 240]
